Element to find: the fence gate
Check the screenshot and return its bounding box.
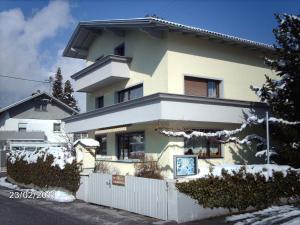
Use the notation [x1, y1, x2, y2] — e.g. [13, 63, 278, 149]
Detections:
[83, 173, 168, 220]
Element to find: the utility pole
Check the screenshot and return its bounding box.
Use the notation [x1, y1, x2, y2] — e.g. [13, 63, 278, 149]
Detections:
[266, 111, 270, 164]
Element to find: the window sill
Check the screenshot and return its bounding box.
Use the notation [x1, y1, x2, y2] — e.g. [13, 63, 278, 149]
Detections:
[198, 157, 224, 159]
[96, 158, 142, 163]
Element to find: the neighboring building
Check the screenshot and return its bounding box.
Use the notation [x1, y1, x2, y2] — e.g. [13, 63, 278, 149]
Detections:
[63, 18, 275, 178]
[0, 92, 78, 152]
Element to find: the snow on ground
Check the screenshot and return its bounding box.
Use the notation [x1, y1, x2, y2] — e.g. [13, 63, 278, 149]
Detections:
[7, 147, 75, 169]
[226, 205, 300, 225]
[0, 177, 19, 190]
[0, 177, 75, 202]
[73, 138, 100, 147]
[186, 164, 294, 180]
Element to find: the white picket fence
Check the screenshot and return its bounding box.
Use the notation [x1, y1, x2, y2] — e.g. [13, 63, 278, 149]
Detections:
[77, 173, 230, 222]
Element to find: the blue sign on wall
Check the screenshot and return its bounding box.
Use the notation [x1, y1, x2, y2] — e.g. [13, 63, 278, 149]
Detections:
[173, 155, 198, 178]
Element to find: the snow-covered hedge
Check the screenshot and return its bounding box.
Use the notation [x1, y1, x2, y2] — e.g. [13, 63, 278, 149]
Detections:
[176, 166, 300, 213]
[7, 147, 80, 193]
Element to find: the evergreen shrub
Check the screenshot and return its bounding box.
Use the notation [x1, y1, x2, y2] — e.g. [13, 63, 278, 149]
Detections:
[7, 153, 80, 193]
[176, 166, 300, 213]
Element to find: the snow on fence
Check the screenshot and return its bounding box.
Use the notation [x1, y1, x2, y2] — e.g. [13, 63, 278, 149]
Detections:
[77, 173, 230, 222]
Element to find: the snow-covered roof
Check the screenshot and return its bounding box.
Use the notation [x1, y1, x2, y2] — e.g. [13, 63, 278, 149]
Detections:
[64, 17, 274, 59]
[73, 138, 100, 148]
[0, 92, 79, 115]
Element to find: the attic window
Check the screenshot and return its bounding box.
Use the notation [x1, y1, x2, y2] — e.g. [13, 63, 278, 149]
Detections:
[114, 43, 125, 56]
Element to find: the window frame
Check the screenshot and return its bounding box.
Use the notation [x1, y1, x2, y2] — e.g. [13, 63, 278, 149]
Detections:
[95, 96, 104, 109]
[53, 123, 61, 132]
[184, 76, 221, 98]
[95, 134, 107, 155]
[117, 84, 143, 103]
[116, 131, 145, 160]
[184, 129, 223, 159]
[114, 43, 125, 56]
[18, 123, 27, 132]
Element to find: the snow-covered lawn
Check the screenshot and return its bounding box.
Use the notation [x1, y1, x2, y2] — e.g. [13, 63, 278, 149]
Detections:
[226, 205, 300, 225]
[186, 164, 295, 180]
[0, 177, 75, 202]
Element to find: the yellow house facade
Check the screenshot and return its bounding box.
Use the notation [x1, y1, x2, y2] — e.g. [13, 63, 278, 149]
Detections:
[63, 18, 275, 178]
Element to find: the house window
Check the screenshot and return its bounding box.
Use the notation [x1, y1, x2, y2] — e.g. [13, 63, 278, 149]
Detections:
[34, 104, 41, 111]
[95, 135, 107, 155]
[118, 84, 143, 103]
[95, 96, 104, 109]
[18, 123, 27, 132]
[117, 132, 145, 160]
[53, 123, 61, 132]
[114, 43, 125, 56]
[184, 130, 222, 158]
[74, 133, 89, 141]
[184, 76, 220, 98]
[41, 103, 47, 111]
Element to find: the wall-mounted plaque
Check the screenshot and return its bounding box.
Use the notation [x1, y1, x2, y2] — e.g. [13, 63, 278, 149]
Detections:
[112, 175, 125, 186]
[173, 155, 198, 178]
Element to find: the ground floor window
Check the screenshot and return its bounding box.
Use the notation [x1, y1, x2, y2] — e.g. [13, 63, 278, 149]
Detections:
[95, 135, 107, 155]
[184, 129, 222, 158]
[117, 132, 145, 160]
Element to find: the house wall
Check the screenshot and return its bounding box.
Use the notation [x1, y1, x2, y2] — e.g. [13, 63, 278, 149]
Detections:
[0, 118, 67, 144]
[84, 31, 276, 112]
[166, 33, 276, 102]
[93, 123, 264, 178]
[6, 98, 74, 120]
[85, 30, 169, 111]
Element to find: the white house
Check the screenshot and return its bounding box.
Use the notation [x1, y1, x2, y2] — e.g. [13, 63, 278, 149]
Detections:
[0, 92, 79, 152]
[62, 17, 276, 178]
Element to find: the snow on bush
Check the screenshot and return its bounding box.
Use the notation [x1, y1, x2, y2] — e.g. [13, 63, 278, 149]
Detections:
[186, 164, 295, 180]
[7, 147, 75, 169]
[176, 165, 300, 213]
[7, 147, 80, 193]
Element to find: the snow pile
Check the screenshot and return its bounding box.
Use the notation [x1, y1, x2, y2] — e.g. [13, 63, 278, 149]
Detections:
[187, 164, 295, 180]
[0, 177, 75, 203]
[226, 205, 300, 225]
[73, 138, 100, 147]
[0, 177, 19, 190]
[7, 147, 75, 169]
[51, 190, 75, 202]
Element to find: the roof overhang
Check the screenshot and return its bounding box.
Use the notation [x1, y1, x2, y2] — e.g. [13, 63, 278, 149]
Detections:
[63, 17, 275, 59]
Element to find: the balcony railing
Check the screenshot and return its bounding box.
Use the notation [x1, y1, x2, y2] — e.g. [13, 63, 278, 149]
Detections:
[71, 55, 132, 92]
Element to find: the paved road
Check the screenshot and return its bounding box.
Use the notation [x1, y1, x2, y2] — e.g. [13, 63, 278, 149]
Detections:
[0, 182, 227, 225]
[0, 186, 163, 225]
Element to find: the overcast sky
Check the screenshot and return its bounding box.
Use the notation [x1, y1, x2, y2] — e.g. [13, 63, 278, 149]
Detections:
[0, 0, 299, 111]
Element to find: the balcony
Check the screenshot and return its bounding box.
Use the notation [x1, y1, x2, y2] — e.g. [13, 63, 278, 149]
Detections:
[71, 55, 132, 92]
[63, 93, 267, 133]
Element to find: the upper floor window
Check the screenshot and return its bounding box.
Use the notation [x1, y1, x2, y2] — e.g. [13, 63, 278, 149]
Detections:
[34, 103, 47, 111]
[95, 96, 104, 109]
[118, 84, 143, 103]
[184, 76, 220, 98]
[114, 43, 125, 56]
[18, 123, 27, 132]
[53, 123, 61, 132]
